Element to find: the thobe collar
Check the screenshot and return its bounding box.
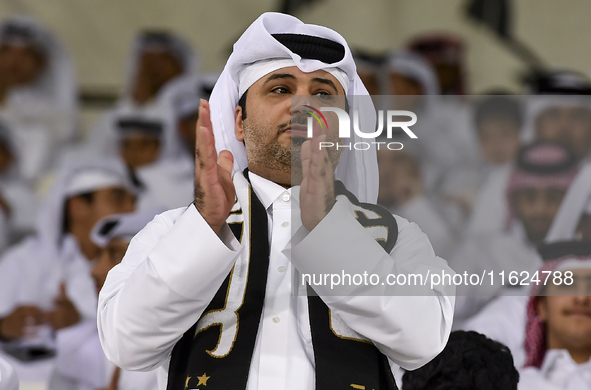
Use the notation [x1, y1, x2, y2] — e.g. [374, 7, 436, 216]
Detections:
[540, 349, 591, 382]
[248, 171, 300, 210]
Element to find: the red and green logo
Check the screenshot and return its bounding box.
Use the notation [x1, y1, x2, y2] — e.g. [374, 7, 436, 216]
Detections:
[303, 105, 328, 129]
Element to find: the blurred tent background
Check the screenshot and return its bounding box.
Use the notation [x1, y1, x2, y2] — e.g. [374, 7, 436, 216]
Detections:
[1, 0, 589, 98]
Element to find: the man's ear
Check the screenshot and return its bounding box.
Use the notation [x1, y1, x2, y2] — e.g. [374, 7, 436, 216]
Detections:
[235, 106, 245, 142]
[536, 297, 549, 322]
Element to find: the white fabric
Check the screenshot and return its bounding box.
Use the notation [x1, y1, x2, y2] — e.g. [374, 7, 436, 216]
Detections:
[64, 169, 131, 198]
[209, 12, 378, 203]
[393, 194, 457, 259]
[386, 51, 440, 96]
[519, 350, 591, 390]
[0, 235, 96, 385]
[91, 208, 165, 248]
[555, 259, 591, 272]
[450, 232, 541, 324]
[134, 157, 194, 212]
[464, 163, 512, 237]
[49, 320, 158, 390]
[97, 171, 455, 389]
[546, 163, 591, 242]
[521, 96, 591, 143]
[0, 16, 78, 182]
[461, 292, 530, 367]
[0, 357, 18, 390]
[237, 58, 349, 98]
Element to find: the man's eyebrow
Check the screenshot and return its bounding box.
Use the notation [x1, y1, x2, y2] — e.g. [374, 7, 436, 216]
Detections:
[311, 77, 341, 94]
[262, 73, 297, 86]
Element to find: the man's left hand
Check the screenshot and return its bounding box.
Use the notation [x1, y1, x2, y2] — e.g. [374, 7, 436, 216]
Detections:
[300, 130, 336, 231]
[46, 283, 80, 331]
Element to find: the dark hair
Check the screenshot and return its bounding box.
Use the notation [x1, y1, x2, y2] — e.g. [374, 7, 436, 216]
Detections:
[238, 90, 248, 121]
[474, 95, 523, 132]
[402, 331, 519, 390]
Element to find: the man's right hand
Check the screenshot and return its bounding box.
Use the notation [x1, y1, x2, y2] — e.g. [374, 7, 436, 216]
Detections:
[194, 99, 236, 235]
[0, 306, 44, 340]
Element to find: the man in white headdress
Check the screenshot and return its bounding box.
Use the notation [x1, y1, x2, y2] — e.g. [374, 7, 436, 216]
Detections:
[0, 16, 78, 183]
[87, 30, 198, 161]
[465, 95, 523, 237]
[518, 241, 591, 390]
[462, 160, 591, 368]
[385, 51, 479, 234]
[98, 13, 454, 390]
[0, 119, 40, 247]
[0, 157, 135, 383]
[48, 209, 161, 390]
[452, 142, 578, 327]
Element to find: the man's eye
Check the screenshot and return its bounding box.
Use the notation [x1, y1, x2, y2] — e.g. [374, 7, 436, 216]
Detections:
[271, 87, 290, 94]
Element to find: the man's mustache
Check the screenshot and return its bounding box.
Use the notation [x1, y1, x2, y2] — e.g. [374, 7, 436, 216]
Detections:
[277, 114, 310, 134]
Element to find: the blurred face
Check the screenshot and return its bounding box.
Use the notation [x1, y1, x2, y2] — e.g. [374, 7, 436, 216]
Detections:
[478, 118, 521, 165]
[578, 214, 591, 241]
[0, 43, 45, 86]
[538, 268, 591, 362]
[536, 105, 591, 160]
[389, 73, 423, 111]
[91, 238, 129, 294]
[0, 144, 13, 174]
[513, 187, 566, 246]
[235, 66, 346, 186]
[178, 112, 198, 155]
[85, 187, 135, 230]
[358, 69, 379, 96]
[137, 50, 183, 93]
[120, 134, 161, 169]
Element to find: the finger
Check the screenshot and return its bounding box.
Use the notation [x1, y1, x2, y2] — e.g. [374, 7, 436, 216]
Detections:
[218, 150, 234, 177]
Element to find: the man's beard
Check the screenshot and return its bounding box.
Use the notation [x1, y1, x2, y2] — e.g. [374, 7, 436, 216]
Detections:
[243, 113, 341, 186]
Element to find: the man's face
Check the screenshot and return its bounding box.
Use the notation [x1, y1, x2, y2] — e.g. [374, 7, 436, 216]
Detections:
[120, 134, 161, 170]
[234, 66, 346, 186]
[538, 268, 591, 356]
[178, 112, 198, 155]
[513, 187, 566, 246]
[478, 118, 521, 165]
[0, 43, 45, 87]
[389, 73, 423, 111]
[536, 105, 591, 160]
[91, 238, 129, 294]
[136, 50, 183, 94]
[84, 187, 136, 232]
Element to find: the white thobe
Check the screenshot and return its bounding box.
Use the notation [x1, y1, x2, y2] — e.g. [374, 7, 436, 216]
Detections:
[0, 357, 18, 390]
[450, 230, 541, 325]
[0, 235, 97, 384]
[393, 195, 458, 259]
[461, 290, 529, 366]
[49, 320, 158, 390]
[519, 350, 591, 390]
[135, 157, 194, 211]
[465, 163, 511, 237]
[98, 172, 455, 390]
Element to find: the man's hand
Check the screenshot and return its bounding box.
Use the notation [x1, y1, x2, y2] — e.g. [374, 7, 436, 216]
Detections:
[46, 283, 80, 331]
[194, 99, 235, 235]
[0, 305, 44, 340]
[300, 128, 336, 231]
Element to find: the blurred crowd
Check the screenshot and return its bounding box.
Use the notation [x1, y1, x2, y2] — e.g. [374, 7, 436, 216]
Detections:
[0, 13, 589, 390]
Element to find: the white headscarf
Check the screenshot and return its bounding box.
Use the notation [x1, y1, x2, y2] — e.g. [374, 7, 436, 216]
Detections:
[0, 15, 76, 110]
[546, 162, 591, 241]
[521, 95, 591, 143]
[209, 12, 378, 203]
[36, 156, 135, 252]
[386, 51, 440, 96]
